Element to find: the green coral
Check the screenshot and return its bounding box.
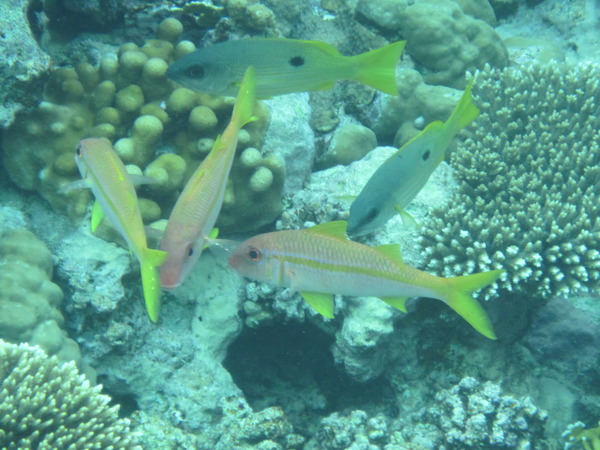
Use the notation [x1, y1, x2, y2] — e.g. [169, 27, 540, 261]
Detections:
[564, 422, 600, 450]
[418, 63, 600, 300]
[0, 339, 139, 449]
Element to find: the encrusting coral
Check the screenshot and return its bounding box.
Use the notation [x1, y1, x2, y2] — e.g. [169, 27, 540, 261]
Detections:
[0, 339, 139, 449]
[418, 63, 600, 300]
[0, 228, 91, 376]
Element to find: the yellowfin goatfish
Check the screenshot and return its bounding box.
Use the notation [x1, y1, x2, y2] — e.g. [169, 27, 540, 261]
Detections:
[159, 66, 257, 289]
[166, 38, 405, 98]
[347, 78, 479, 236]
[74, 138, 168, 322]
[229, 221, 503, 339]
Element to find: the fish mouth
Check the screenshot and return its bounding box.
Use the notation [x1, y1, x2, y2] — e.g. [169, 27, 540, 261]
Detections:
[160, 271, 182, 290]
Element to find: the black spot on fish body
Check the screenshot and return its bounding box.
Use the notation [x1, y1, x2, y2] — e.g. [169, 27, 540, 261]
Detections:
[422, 149, 431, 161]
[185, 64, 206, 79]
[289, 56, 304, 67]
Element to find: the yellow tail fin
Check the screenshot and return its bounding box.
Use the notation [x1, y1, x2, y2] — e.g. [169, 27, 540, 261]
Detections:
[140, 248, 169, 322]
[444, 77, 480, 135]
[443, 269, 504, 340]
[351, 41, 406, 95]
[232, 66, 257, 129]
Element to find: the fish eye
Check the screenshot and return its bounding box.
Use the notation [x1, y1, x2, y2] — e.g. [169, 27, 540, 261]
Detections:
[365, 206, 379, 222]
[185, 64, 205, 79]
[76, 143, 82, 156]
[422, 149, 431, 161]
[187, 245, 194, 257]
[246, 246, 262, 262]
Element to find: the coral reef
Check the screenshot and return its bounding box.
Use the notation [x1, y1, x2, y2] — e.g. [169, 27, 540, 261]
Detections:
[397, 377, 548, 448]
[2, 17, 277, 233]
[305, 377, 547, 448]
[0, 339, 138, 448]
[419, 63, 600, 300]
[0, 0, 52, 128]
[355, 0, 507, 88]
[0, 228, 88, 373]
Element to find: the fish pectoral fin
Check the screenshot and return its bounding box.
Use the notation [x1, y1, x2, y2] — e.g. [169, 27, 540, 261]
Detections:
[332, 194, 356, 203]
[300, 291, 335, 319]
[58, 179, 89, 193]
[380, 296, 409, 313]
[395, 206, 420, 230]
[91, 200, 105, 232]
[129, 174, 159, 186]
[305, 221, 348, 240]
[314, 80, 336, 91]
[198, 227, 221, 251]
[374, 244, 403, 263]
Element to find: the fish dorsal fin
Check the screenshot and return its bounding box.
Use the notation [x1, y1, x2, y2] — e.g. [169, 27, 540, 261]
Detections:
[91, 200, 104, 232]
[300, 39, 341, 57]
[305, 220, 348, 240]
[374, 243, 402, 262]
[300, 291, 335, 318]
[380, 296, 408, 313]
[399, 120, 445, 152]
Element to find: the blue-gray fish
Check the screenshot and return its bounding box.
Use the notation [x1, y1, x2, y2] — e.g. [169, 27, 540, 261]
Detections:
[347, 78, 479, 236]
[167, 38, 405, 98]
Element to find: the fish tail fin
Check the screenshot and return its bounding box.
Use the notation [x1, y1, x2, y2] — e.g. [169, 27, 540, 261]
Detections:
[232, 65, 257, 129]
[351, 41, 406, 95]
[445, 77, 480, 136]
[442, 269, 504, 340]
[140, 248, 169, 322]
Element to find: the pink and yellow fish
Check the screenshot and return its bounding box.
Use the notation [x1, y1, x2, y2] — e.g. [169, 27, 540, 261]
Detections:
[74, 137, 168, 322]
[228, 221, 503, 339]
[159, 66, 257, 289]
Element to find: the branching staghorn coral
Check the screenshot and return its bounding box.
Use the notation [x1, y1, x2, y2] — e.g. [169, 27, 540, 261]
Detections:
[0, 339, 139, 449]
[418, 63, 600, 300]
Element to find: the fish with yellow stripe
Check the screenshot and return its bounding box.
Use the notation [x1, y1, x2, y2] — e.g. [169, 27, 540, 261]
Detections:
[228, 221, 503, 339]
[159, 66, 257, 289]
[167, 38, 405, 98]
[73, 137, 168, 322]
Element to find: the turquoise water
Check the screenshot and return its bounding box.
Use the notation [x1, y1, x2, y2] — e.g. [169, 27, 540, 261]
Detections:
[0, 0, 598, 448]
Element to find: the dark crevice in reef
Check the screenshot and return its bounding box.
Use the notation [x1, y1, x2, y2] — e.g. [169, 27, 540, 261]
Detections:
[96, 376, 140, 418]
[224, 321, 398, 436]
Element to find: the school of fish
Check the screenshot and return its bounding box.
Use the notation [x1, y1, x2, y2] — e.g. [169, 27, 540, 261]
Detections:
[71, 37, 504, 339]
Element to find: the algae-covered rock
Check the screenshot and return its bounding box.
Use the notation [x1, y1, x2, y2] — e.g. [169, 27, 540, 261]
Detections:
[0, 0, 52, 128]
[316, 122, 377, 170]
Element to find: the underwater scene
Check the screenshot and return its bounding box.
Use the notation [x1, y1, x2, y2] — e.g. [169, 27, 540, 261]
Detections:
[0, 0, 599, 448]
